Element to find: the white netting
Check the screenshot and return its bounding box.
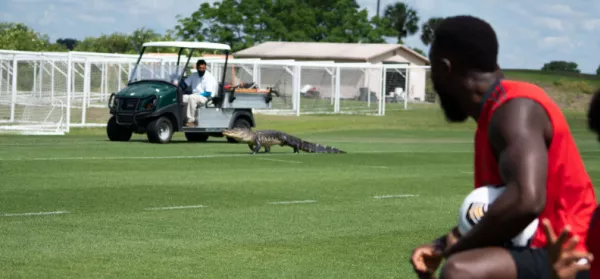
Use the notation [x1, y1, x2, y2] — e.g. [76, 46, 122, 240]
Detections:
[382, 66, 435, 112]
[258, 64, 295, 113]
[0, 54, 69, 134]
[0, 49, 432, 134]
[338, 66, 383, 114]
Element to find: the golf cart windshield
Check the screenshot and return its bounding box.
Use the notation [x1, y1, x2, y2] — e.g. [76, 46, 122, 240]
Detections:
[129, 63, 191, 84]
[127, 42, 231, 85]
[128, 47, 193, 84]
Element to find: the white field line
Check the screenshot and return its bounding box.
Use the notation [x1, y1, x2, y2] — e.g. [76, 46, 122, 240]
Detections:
[4, 149, 600, 161]
[0, 154, 251, 161]
[145, 205, 206, 211]
[0, 210, 69, 217]
[0, 151, 444, 161]
[267, 200, 316, 205]
[460, 171, 473, 175]
[257, 158, 303, 164]
[360, 165, 391, 169]
[373, 194, 419, 199]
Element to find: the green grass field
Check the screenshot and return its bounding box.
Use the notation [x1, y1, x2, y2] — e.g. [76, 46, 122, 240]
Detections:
[1, 107, 600, 278]
[504, 69, 600, 87]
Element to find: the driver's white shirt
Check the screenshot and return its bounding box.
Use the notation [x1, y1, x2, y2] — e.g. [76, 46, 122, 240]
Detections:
[184, 70, 218, 97]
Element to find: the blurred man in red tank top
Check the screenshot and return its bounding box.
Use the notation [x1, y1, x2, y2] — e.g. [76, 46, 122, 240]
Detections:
[408, 15, 597, 279]
[543, 90, 600, 279]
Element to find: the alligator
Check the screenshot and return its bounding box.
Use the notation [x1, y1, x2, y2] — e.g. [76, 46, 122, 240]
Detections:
[222, 128, 346, 154]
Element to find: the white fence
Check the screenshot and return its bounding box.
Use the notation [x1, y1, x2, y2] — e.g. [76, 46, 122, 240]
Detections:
[0, 49, 433, 135]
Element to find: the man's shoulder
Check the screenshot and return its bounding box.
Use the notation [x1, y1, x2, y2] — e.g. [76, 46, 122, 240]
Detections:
[206, 71, 217, 80]
[501, 79, 546, 94]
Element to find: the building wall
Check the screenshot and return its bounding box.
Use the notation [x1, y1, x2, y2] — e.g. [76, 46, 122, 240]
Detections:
[408, 68, 427, 101]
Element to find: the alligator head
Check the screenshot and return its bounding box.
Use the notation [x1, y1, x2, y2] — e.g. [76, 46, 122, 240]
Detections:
[222, 127, 255, 142]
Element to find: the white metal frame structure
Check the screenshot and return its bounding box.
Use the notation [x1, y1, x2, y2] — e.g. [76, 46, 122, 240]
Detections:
[0, 48, 432, 135]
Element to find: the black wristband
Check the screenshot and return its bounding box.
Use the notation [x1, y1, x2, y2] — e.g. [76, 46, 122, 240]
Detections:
[433, 236, 447, 251]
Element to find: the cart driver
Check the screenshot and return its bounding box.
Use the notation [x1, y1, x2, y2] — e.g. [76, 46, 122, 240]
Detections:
[182, 59, 218, 127]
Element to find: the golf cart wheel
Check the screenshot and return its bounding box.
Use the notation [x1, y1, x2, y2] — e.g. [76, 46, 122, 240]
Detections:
[185, 132, 209, 142]
[226, 118, 251, 143]
[146, 116, 174, 144]
[107, 116, 133, 142]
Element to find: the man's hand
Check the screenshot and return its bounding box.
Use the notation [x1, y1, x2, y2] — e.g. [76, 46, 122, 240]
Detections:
[410, 229, 460, 279]
[410, 243, 443, 279]
[542, 218, 593, 279]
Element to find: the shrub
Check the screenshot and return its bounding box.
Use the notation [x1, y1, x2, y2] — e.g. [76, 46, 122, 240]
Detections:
[552, 79, 594, 94]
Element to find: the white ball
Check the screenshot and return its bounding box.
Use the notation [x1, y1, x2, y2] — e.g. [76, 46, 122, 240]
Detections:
[457, 185, 539, 247]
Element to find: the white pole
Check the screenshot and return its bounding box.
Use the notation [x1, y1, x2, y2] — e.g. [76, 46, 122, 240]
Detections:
[0, 60, 3, 97]
[295, 65, 301, 116]
[82, 59, 90, 125]
[39, 60, 43, 98]
[334, 66, 341, 113]
[33, 62, 37, 97]
[118, 64, 122, 90]
[66, 52, 72, 133]
[51, 60, 55, 102]
[256, 63, 261, 88]
[100, 63, 104, 102]
[330, 68, 334, 106]
[365, 69, 370, 108]
[10, 56, 17, 122]
[404, 67, 409, 110]
[379, 65, 385, 116]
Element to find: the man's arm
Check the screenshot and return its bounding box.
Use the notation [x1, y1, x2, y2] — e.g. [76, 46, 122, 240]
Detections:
[202, 73, 217, 97]
[443, 98, 549, 258]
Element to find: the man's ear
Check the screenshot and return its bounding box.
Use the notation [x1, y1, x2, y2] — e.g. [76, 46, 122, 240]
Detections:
[441, 58, 452, 74]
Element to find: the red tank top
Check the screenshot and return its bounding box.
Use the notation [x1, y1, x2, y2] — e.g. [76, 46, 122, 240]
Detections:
[474, 79, 597, 252]
[588, 206, 600, 279]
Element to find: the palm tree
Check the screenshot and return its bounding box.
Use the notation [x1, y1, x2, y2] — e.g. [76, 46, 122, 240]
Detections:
[382, 2, 419, 44]
[420, 17, 444, 46]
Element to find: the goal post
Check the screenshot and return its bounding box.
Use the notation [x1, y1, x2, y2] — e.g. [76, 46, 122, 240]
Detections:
[0, 53, 70, 135]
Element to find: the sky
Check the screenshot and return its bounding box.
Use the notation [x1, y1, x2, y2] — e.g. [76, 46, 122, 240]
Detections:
[2, 0, 600, 74]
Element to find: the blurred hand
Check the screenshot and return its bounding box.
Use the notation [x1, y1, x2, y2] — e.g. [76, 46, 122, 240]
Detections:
[410, 243, 443, 279]
[542, 218, 593, 279]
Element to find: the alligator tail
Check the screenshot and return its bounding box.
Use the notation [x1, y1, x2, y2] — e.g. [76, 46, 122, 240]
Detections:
[281, 133, 346, 153]
[298, 140, 346, 153]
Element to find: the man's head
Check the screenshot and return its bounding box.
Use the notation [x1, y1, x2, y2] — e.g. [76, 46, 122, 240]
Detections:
[587, 89, 600, 142]
[196, 59, 207, 77]
[429, 15, 500, 122]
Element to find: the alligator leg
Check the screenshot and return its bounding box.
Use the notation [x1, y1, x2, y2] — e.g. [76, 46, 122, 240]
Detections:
[264, 145, 271, 153]
[252, 141, 262, 154]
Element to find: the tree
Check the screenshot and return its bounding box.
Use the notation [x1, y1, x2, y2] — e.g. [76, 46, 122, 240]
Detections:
[73, 32, 136, 54]
[541, 60, 580, 73]
[596, 65, 600, 76]
[0, 22, 66, 51]
[411, 47, 426, 56]
[56, 38, 79, 50]
[420, 17, 444, 46]
[173, 0, 394, 52]
[382, 1, 419, 44]
[130, 27, 162, 52]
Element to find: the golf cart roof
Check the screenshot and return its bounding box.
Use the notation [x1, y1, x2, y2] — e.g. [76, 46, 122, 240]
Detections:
[142, 41, 231, 51]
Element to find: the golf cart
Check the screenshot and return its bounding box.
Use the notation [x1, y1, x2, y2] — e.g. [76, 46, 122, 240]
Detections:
[106, 41, 278, 144]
